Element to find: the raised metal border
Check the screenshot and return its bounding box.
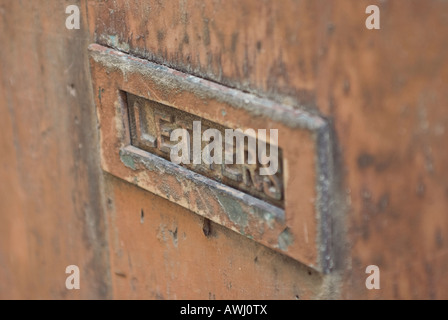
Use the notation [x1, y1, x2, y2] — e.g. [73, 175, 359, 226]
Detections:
[88, 44, 333, 272]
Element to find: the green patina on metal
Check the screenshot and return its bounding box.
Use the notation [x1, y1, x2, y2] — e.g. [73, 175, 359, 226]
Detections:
[119, 151, 136, 170]
[278, 228, 293, 251]
[216, 193, 248, 228]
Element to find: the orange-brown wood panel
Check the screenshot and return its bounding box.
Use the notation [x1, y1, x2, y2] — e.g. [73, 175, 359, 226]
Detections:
[318, 1, 448, 299]
[87, 0, 448, 299]
[0, 0, 110, 299]
[105, 175, 322, 299]
[1, 0, 447, 299]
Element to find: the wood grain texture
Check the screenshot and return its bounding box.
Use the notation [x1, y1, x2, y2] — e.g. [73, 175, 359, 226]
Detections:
[0, 0, 110, 299]
[0, 0, 447, 299]
[87, 0, 448, 299]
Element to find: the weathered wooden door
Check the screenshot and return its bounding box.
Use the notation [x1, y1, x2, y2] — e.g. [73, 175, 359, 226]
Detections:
[1, 0, 448, 300]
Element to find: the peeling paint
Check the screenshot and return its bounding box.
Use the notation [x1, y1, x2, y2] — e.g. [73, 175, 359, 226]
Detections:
[278, 228, 293, 251]
[119, 150, 136, 170]
[216, 193, 248, 228]
[88, 45, 326, 131]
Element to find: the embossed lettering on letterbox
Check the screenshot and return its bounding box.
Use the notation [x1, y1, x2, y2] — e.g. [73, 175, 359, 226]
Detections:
[126, 92, 284, 208]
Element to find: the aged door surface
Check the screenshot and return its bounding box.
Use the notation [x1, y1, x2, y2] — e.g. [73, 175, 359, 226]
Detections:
[1, 0, 448, 300]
